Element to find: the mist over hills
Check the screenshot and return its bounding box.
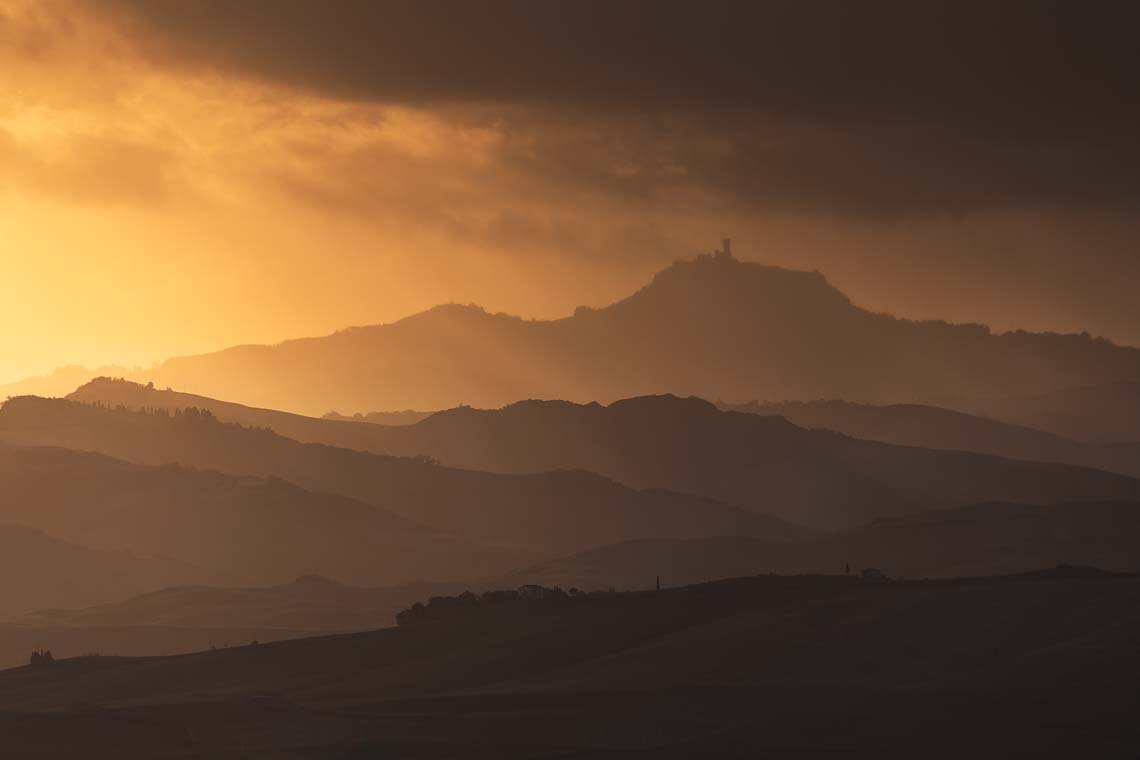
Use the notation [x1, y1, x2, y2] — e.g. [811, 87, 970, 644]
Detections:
[504, 500, 1140, 590]
[0, 442, 524, 591]
[18, 575, 463, 633]
[726, 399, 1140, 478]
[14, 255, 1140, 420]
[58, 382, 1140, 529]
[324, 409, 434, 425]
[961, 382, 1140, 443]
[0, 396, 803, 550]
[0, 365, 131, 403]
[0, 525, 200, 618]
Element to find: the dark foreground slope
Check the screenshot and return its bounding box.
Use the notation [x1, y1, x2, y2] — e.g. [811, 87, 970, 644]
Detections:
[0, 397, 805, 546]
[1, 570, 1138, 758]
[56, 384, 1140, 529]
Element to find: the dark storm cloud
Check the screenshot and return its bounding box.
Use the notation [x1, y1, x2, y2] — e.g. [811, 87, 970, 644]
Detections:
[96, 0, 1140, 216]
[98, 1, 1140, 129]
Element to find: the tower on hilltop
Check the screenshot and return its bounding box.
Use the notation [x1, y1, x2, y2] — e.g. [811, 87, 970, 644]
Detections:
[713, 237, 732, 259]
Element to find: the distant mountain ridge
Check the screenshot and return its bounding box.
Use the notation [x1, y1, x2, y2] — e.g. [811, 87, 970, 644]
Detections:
[16, 254, 1140, 418]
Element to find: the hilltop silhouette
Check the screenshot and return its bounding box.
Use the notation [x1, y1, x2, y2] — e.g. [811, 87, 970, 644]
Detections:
[19, 254, 1140, 421]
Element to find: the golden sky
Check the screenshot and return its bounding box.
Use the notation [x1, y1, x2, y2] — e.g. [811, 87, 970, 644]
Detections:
[2, 0, 1139, 383]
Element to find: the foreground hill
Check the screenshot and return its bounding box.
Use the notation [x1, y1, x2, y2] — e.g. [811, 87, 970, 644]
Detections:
[25, 254, 1138, 419]
[0, 397, 802, 550]
[504, 500, 1140, 590]
[1, 570, 1137, 757]
[726, 399, 1140, 478]
[59, 383, 1140, 529]
[0, 525, 200, 618]
[0, 443, 524, 589]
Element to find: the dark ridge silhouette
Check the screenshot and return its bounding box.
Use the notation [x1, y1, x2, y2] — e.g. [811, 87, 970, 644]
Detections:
[51, 384, 1140, 530]
[0, 397, 805, 549]
[724, 398, 1140, 478]
[36, 255, 1140, 420]
[0, 524, 201, 618]
[0, 442, 528, 590]
[1, 570, 1138, 757]
[322, 409, 435, 425]
[500, 500, 1140, 591]
[400, 564, 1123, 627]
[960, 381, 1140, 443]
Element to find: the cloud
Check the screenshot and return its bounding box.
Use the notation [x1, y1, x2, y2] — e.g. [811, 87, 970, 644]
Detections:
[0, 128, 176, 205]
[82, 0, 1140, 218]
[97, 1, 1139, 131]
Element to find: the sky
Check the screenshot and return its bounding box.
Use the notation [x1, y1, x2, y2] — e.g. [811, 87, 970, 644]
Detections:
[2, 0, 1139, 383]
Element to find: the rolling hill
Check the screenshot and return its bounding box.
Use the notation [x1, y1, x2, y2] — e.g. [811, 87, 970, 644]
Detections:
[1, 570, 1138, 757]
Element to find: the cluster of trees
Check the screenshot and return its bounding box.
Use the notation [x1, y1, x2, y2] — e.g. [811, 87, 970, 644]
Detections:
[396, 585, 609, 626]
[29, 650, 55, 668]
